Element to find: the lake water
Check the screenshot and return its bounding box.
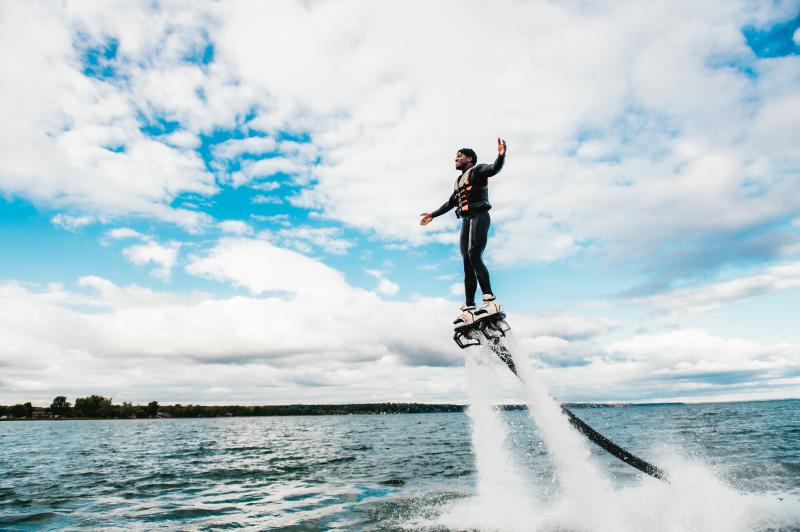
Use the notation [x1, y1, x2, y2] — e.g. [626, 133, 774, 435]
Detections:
[1, 398, 799, 531]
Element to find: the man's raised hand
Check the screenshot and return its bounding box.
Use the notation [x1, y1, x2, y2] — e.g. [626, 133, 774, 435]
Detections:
[497, 137, 507, 156]
[420, 213, 433, 226]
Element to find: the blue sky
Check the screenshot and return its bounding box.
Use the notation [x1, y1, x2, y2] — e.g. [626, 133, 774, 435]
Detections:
[1, 1, 799, 406]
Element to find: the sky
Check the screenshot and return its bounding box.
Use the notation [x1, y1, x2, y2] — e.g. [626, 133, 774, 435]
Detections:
[1, 0, 799, 406]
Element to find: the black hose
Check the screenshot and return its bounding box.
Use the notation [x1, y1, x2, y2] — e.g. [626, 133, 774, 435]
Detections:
[560, 406, 669, 481]
[494, 342, 669, 482]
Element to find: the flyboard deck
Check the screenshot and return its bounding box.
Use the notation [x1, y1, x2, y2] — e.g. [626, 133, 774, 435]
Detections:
[454, 313, 669, 483]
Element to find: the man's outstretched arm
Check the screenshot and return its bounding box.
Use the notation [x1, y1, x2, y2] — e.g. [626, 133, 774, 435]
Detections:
[420, 193, 456, 226]
[474, 138, 508, 180]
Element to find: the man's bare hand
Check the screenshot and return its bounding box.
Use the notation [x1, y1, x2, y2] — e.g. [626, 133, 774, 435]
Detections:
[420, 213, 433, 226]
[497, 137, 507, 156]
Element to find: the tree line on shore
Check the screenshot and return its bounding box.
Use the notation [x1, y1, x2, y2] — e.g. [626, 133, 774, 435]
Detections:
[0, 395, 472, 420]
[1, 396, 640, 421]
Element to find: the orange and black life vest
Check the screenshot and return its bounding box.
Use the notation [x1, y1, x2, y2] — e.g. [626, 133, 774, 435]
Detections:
[454, 165, 490, 218]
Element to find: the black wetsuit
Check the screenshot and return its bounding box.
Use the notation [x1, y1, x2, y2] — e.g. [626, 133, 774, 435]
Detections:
[430, 154, 505, 307]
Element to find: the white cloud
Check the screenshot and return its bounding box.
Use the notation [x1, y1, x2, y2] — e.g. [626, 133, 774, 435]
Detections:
[251, 194, 283, 205]
[365, 269, 399, 296]
[228, 157, 305, 187]
[51, 214, 97, 231]
[0, 240, 468, 405]
[631, 262, 800, 317]
[794, 27, 800, 46]
[276, 140, 320, 163]
[214, 136, 277, 160]
[528, 327, 800, 403]
[186, 237, 349, 297]
[211, 1, 800, 267]
[77, 275, 202, 308]
[213, 137, 315, 188]
[376, 278, 399, 296]
[123, 241, 182, 280]
[4, 1, 798, 266]
[514, 312, 618, 341]
[163, 131, 201, 149]
[490, 214, 578, 265]
[218, 220, 252, 235]
[0, 2, 231, 231]
[251, 213, 290, 226]
[251, 181, 281, 192]
[105, 227, 145, 240]
[603, 328, 799, 390]
[0, 272, 795, 404]
[277, 226, 353, 255]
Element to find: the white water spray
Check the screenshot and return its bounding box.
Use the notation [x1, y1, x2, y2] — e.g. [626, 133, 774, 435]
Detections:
[464, 351, 527, 500]
[434, 350, 538, 531]
[485, 334, 628, 531]
[423, 331, 800, 532]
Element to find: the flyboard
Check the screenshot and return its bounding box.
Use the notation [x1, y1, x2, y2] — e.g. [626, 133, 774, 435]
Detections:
[454, 311, 669, 483]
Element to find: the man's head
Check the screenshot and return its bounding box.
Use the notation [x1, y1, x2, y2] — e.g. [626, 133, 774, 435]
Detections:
[455, 148, 477, 171]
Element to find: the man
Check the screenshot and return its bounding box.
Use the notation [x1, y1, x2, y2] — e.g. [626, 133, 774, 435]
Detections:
[420, 138, 507, 329]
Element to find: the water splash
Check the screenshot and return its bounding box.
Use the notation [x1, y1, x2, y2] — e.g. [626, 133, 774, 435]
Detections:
[428, 332, 800, 532]
[500, 332, 632, 531]
[465, 352, 527, 499]
[434, 350, 540, 531]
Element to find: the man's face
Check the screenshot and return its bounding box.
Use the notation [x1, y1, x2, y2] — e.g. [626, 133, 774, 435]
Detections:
[454, 151, 472, 170]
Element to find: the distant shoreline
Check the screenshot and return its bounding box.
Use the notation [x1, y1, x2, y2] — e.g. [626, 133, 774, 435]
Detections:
[1, 400, 689, 421]
[4, 398, 796, 421]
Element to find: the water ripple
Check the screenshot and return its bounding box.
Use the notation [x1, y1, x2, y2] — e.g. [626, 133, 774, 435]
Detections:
[0, 401, 798, 529]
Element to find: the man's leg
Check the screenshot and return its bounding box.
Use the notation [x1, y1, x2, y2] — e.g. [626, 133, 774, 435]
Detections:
[468, 212, 493, 297]
[460, 217, 478, 306]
